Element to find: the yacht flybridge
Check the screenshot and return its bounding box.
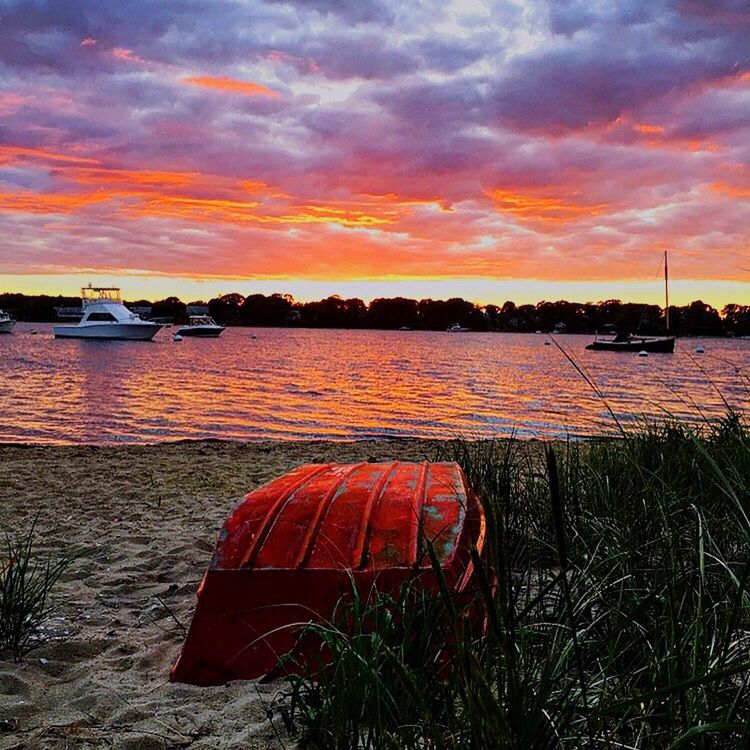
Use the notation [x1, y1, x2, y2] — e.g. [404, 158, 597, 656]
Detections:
[53, 286, 163, 341]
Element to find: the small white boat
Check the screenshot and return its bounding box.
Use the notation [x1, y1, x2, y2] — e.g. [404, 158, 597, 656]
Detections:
[446, 323, 471, 332]
[0, 310, 16, 334]
[54, 286, 163, 341]
[174, 315, 225, 338]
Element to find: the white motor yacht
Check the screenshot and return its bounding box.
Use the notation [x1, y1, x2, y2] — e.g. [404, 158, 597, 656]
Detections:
[53, 286, 163, 341]
[174, 315, 225, 338]
[0, 310, 16, 334]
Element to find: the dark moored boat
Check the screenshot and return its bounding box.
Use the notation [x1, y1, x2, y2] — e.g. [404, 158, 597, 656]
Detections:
[172, 461, 485, 685]
[587, 250, 675, 354]
[586, 333, 675, 353]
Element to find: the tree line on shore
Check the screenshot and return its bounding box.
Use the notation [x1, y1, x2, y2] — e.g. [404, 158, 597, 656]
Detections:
[1, 291, 748, 337]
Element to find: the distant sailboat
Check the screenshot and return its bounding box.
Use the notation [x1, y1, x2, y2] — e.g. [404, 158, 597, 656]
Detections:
[586, 252, 676, 353]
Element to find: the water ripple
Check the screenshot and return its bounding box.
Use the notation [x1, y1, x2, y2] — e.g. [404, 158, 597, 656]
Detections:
[0, 325, 747, 444]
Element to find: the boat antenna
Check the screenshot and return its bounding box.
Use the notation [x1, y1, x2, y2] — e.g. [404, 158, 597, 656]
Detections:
[664, 250, 670, 332]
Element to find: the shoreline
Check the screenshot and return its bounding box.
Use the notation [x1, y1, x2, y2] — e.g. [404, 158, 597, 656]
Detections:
[0, 439, 484, 749]
[0, 435, 549, 450]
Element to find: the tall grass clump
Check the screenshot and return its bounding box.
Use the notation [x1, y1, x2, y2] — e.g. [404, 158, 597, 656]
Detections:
[0, 518, 75, 661]
[283, 413, 750, 749]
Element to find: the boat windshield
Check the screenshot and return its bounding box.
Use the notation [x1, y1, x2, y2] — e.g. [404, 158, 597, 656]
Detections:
[190, 316, 216, 326]
[82, 286, 122, 305]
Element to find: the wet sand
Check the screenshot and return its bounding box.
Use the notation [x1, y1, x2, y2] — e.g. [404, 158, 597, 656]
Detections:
[0, 439, 451, 749]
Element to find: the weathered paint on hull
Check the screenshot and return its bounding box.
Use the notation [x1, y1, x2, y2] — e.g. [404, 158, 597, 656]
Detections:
[172, 461, 485, 685]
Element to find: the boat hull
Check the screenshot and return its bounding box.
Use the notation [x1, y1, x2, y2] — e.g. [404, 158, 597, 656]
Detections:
[174, 326, 224, 338]
[0, 320, 15, 334]
[586, 336, 675, 353]
[53, 322, 162, 340]
[172, 461, 485, 685]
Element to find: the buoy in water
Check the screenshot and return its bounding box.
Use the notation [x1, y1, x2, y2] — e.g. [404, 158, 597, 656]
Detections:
[638, 350, 648, 357]
[695, 345, 705, 353]
[173, 334, 183, 342]
[544, 341, 551, 346]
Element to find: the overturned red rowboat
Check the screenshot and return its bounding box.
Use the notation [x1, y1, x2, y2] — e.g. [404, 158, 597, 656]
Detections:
[171, 461, 485, 686]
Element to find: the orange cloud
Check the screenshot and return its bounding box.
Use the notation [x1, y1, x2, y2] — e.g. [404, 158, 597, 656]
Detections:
[601, 116, 721, 153]
[0, 144, 100, 166]
[127, 194, 261, 224]
[486, 188, 608, 222]
[357, 192, 450, 210]
[633, 122, 665, 135]
[0, 190, 117, 213]
[182, 76, 279, 98]
[125, 194, 396, 228]
[280, 206, 393, 227]
[710, 182, 750, 198]
[64, 167, 200, 189]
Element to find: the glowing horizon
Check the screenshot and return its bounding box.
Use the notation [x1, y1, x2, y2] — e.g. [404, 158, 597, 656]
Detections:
[0, 1, 747, 304]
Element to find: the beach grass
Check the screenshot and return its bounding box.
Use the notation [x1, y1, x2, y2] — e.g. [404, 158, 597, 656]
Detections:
[283, 413, 750, 749]
[0, 516, 77, 661]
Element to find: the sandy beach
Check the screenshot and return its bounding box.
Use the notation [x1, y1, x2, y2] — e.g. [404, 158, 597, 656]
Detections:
[0, 439, 450, 749]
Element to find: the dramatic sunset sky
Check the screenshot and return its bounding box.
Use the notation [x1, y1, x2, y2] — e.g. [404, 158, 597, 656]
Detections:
[0, 0, 748, 305]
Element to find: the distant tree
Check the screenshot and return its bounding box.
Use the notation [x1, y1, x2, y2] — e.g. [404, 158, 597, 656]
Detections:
[677, 300, 723, 336]
[241, 294, 294, 326]
[536, 300, 589, 332]
[418, 298, 484, 330]
[483, 304, 501, 331]
[208, 293, 245, 325]
[151, 296, 186, 323]
[0, 293, 79, 322]
[722, 304, 750, 337]
[368, 297, 419, 329]
[299, 296, 367, 328]
[513, 304, 538, 332]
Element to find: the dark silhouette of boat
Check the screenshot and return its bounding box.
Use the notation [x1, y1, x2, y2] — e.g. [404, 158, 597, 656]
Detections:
[586, 332, 675, 352]
[587, 251, 675, 354]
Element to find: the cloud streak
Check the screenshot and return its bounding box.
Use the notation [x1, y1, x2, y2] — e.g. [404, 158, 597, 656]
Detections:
[182, 76, 280, 97]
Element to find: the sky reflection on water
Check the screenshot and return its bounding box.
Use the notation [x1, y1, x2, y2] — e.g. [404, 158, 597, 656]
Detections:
[0, 325, 747, 444]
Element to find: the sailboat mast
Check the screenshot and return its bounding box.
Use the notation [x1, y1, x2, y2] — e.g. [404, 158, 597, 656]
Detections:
[664, 250, 670, 332]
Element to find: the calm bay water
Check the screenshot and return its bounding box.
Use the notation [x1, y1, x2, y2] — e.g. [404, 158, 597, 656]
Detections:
[0, 324, 747, 444]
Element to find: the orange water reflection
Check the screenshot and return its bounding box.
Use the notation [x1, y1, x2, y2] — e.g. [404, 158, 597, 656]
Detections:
[0, 326, 747, 444]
